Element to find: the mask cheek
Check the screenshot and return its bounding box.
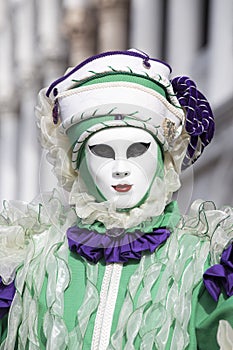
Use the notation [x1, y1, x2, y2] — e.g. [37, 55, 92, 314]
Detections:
[126, 162, 152, 200]
[130, 152, 157, 182]
[87, 158, 115, 197]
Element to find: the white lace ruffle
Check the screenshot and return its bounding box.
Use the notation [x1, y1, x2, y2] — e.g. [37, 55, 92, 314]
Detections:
[180, 200, 233, 264]
[0, 190, 76, 284]
[69, 164, 181, 229]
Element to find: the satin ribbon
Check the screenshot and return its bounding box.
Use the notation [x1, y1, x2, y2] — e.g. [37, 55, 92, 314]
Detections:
[203, 244, 233, 301]
[0, 277, 15, 319]
[67, 226, 170, 264]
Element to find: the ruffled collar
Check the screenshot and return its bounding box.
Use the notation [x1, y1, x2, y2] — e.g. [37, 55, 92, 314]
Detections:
[69, 170, 181, 230]
[67, 201, 180, 263]
[67, 226, 170, 263]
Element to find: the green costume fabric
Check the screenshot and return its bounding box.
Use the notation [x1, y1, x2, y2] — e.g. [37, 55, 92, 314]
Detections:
[35, 250, 233, 350]
[0, 195, 233, 349]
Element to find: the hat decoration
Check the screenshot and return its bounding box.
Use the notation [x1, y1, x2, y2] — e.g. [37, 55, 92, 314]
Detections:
[172, 76, 215, 169]
[46, 49, 214, 171]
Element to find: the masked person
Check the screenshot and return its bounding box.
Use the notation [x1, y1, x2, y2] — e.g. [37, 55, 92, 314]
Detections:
[0, 49, 233, 350]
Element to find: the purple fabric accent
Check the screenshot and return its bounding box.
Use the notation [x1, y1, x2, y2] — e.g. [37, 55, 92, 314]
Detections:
[203, 244, 233, 301]
[143, 57, 151, 69]
[46, 50, 171, 97]
[171, 76, 215, 169]
[52, 99, 59, 124]
[114, 115, 125, 120]
[0, 277, 16, 319]
[67, 226, 170, 264]
[53, 88, 58, 97]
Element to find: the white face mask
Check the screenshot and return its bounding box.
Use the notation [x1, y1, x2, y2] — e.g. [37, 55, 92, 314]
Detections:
[85, 127, 160, 209]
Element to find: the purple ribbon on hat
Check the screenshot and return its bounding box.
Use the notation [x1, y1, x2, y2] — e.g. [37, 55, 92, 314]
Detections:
[203, 244, 233, 301]
[0, 277, 16, 319]
[171, 76, 214, 169]
[67, 226, 170, 264]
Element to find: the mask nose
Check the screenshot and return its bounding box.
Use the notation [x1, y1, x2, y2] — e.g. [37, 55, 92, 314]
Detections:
[112, 160, 131, 179]
[112, 170, 130, 179]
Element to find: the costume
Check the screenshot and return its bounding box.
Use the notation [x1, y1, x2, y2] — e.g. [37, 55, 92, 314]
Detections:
[0, 49, 233, 349]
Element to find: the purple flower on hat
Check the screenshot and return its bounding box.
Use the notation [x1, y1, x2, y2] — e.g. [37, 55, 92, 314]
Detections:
[172, 76, 215, 168]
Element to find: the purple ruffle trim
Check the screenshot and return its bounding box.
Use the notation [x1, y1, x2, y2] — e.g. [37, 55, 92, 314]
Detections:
[203, 244, 233, 301]
[67, 226, 170, 263]
[0, 277, 16, 319]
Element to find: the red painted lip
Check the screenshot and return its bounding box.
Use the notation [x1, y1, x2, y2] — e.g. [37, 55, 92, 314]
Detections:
[112, 184, 132, 193]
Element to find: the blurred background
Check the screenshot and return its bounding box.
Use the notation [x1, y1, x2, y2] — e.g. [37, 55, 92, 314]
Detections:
[0, 0, 232, 212]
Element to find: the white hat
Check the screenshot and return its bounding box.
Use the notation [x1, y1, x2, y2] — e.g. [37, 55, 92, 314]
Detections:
[46, 49, 214, 170]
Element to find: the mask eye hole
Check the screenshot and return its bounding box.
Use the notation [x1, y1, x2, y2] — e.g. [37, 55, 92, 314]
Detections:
[89, 144, 115, 159]
[126, 142, 150, 158]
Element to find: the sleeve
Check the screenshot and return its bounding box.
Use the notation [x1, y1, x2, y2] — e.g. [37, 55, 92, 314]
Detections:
[195, 284, 233, 350]
[195, 243, 233, 350]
